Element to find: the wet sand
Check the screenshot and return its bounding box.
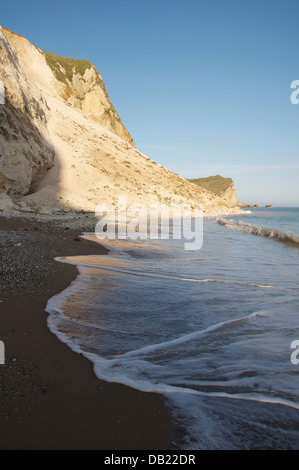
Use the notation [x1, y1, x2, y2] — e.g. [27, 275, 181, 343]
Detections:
[0, 216, 172, 450]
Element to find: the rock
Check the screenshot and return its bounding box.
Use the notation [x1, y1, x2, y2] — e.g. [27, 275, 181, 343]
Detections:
[19, 206, 34, 213]
[265, 205, 274, 208]
[0, 193, 14, 212]
[239, 203, 261, 208]
[14, 201, 34, 213]
[36, 207, 52, 215]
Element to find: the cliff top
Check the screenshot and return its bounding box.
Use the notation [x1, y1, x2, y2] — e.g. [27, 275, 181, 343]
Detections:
[41, 51, 94, 85]
[189, 175, 234, 197]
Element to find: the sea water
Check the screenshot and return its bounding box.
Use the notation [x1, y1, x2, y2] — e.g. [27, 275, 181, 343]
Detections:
[46, 208, 299, 449]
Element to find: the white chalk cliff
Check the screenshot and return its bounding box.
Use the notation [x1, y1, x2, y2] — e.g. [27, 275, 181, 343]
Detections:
[0, 27, 242, 216]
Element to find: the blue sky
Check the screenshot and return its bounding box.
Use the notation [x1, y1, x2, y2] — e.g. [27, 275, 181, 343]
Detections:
[1, 0, 299, 205]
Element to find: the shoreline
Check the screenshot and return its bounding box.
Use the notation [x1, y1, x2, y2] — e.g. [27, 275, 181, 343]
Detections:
[0, 215, 172, 450]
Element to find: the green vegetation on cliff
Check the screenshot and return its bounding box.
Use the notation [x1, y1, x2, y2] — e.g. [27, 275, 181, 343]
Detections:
[42, 50, 115, 110]
[189, 175, 233, 197]
[42, 50, 122, 123]
[42, 51, 93, 84]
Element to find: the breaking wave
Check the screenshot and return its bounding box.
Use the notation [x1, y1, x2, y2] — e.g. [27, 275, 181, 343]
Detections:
[45, 211, 299, 449]
[216, 217, 299, 247]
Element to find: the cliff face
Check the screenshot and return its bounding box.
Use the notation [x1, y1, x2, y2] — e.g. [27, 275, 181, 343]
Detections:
[189, 175, 239, 208]
[0, 26, 242, 216]
[0, 28, 54, 195]
[40, 50, 134, 145]
[3, 28, 133, 146]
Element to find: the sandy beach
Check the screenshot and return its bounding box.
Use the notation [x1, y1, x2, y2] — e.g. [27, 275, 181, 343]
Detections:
[0, 215, 172, 450]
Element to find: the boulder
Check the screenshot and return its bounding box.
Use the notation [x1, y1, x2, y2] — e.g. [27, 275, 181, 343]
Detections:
[0, 193, 14, 212]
